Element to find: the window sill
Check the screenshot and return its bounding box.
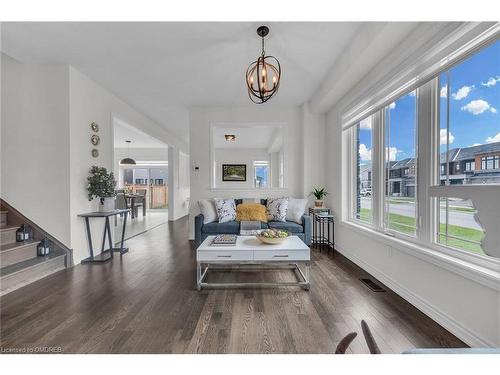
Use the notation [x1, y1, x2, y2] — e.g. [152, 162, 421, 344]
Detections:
[209, 187, 289, 192]
[340, 219, 500, 290]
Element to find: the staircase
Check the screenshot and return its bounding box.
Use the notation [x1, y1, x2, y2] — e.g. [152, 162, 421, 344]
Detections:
[0, 208, 68, 296]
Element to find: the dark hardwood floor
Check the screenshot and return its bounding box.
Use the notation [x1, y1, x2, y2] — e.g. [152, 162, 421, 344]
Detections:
[0, 216, 465, 353]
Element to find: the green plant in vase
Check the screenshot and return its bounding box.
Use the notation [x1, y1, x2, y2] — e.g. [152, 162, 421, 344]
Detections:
[310, 187, 328, 207]
[87, 166, 117, 212]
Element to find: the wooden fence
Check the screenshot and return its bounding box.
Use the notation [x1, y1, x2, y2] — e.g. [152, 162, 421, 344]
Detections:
[124, 184, 168, 209]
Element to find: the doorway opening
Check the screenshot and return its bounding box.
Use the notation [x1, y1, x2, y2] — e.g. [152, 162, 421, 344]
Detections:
[113, 117, 169, 240]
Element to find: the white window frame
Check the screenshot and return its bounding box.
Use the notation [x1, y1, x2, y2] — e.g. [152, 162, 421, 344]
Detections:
[348, 118, 376, 227]
[381, 91, 420, 240]
[342, 25, 500, 276]
[253, 160, 269, 188]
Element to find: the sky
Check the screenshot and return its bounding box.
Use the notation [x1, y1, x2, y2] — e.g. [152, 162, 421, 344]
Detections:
[358, 39, 499, 164]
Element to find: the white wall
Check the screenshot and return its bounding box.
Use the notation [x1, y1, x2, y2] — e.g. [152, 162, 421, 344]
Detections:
[214, 148, 269, 189]
[301, 103, 326, 205]
[168, 147, 190, 221]
[1, 53, 72, 246]
[322, 24, 500, 347]
[1, 53, 189, 265]
[68, 67, 189, 263]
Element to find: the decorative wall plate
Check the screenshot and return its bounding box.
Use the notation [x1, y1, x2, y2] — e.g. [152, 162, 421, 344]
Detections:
[91, 134, 100, 146]
[91, 149, 99, 158]
[90, 122, 99, 132]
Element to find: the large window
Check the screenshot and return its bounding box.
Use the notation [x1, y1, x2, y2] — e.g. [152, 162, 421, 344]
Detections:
[436, 39, 499, 254]
[345, 34, 499, 262]
[439, 40, 500, 185]
[253, 161, 269, 188]
[355, 117, 373, 223]
[383, 91, 418, 236]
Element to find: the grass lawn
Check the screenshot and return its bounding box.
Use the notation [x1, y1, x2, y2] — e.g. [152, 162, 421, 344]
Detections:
[447, 206, 476, 213]
[358, 208, 484, 255]
[389, 198, 415, 204]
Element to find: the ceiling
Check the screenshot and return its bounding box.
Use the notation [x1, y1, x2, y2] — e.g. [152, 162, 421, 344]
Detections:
[213, 126, 283, 150]
[114, 118, 167, 149]
[1, 22, 362, 143]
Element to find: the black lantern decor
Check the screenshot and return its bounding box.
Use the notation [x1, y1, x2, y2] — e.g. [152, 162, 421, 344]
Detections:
[37, 238, 52, 256]
[245, 25, 281, 104]
[16, 224, 33, 242]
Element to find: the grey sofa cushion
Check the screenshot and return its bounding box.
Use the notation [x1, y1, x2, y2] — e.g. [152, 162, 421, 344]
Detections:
[268, 220, 304, 233]
[202, 220, 240, 234]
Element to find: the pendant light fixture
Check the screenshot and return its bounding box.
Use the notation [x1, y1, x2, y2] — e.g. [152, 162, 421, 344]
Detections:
[245, 25, 281, 104]
[120, 140, 136, 165]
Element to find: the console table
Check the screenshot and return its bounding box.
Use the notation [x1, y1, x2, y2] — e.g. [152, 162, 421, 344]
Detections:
[78, 209, 130, 263]
[196, 235, 310, 291]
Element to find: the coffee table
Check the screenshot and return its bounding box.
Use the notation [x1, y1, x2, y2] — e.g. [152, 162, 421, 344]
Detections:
[196, 235, 310, 291]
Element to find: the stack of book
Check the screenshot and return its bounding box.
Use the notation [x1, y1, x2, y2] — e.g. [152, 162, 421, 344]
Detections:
[211, 234, 237, 246]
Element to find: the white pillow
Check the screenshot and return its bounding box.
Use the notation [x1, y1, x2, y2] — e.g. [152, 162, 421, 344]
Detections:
[214, 198, 237, 223]
[286, 198, 308, 224]
[198, 199, 218, 224]
[266, 197, 289, 222]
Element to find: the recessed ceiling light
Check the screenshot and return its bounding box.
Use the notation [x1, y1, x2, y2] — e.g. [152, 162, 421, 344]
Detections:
[224, 134, 236, 141]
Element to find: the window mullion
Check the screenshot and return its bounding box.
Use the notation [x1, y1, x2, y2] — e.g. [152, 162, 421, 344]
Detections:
[372, 110, 383, 230]
[418, 78, 439, 244]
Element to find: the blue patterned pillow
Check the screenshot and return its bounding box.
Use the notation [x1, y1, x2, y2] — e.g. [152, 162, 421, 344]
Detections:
[214, 198, 237, 223]
[266, 197, 289, 222]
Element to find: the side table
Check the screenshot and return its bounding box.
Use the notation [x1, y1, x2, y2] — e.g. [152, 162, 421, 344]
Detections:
[78, 209, 130, 263]
[309, 207, 330, 245]
[314, 214, 335, 255]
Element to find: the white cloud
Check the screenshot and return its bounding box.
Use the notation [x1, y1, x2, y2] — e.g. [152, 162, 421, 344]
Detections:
[461, 99, 497, 115]
[440, 129, 455, 145]
[452, 85, 474, 100]
[359, 118, 372, 130]
[385, 146, 399, 161]
[481, 76, 500, 87]
[358, 144, 372, 161]
[389, 102, 396, 110]
[486, 132, 500, 144]
[440, 85, 447, 98]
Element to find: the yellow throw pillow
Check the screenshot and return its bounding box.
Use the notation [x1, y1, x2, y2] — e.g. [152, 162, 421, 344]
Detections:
[236, 203, 267, 222]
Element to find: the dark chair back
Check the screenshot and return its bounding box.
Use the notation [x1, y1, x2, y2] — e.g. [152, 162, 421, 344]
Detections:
[115, 193, 128, 210]
[361, 320, 381, 354]
[335, 332, 358, 354]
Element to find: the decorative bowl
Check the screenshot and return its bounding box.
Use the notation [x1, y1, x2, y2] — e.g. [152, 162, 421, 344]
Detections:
[256, 229, 290, 245]
[256, 235, 288, 245]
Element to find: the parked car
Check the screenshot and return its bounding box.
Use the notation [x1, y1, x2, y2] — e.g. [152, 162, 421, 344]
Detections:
[360, 188, 372, 197]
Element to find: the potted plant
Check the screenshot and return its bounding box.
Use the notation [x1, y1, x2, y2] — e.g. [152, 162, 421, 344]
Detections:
[310, 187, 328, 207]
[87, 166, 117, 212]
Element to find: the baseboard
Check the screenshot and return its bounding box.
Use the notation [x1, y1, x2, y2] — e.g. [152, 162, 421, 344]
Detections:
[169, 213, 189, 222]
[334, 243, 496, 348]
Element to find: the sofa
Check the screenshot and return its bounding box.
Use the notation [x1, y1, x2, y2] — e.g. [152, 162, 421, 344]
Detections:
[195, 213, 311, 247]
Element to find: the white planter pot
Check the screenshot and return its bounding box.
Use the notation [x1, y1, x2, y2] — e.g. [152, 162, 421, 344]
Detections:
[99, 197, 115, 212]
[314, 200, 324, 207]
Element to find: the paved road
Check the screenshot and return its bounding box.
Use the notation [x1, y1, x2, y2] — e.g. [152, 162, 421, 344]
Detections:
[360, 198, 482, 230]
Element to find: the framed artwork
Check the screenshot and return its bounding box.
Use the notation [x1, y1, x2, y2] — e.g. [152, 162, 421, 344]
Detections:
[222, 164, 246, 181]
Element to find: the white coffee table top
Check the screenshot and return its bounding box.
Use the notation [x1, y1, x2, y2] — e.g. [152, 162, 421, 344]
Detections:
[198, 235, 309, 252]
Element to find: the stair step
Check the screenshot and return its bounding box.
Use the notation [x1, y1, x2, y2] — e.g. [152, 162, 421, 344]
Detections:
[0, 240, 39, 267]
[0, 225, 20, 245]
[0, 249, 66, 296]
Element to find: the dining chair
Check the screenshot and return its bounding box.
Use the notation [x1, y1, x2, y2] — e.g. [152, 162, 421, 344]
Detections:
[135, 189, 147, 217]
[115, 193, 129, 226]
